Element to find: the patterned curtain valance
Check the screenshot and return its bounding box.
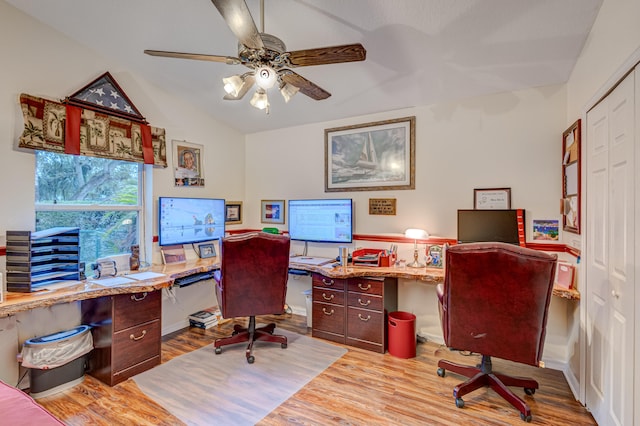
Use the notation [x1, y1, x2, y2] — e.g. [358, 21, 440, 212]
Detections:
[18, 93, 167, 167]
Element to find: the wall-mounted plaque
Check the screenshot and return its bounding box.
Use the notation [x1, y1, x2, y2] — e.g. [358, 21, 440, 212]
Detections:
[369, 198, 396, 215]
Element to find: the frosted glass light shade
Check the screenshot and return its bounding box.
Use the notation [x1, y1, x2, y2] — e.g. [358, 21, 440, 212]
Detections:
[222, 75, 244, 97]
[254, 66, 277, 90]
[250, 89, 269, 110]
[280, 83, 299, 103]
[405, 228, 429, 239]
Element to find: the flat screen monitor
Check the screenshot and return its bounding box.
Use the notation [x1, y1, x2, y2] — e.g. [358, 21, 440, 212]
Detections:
[457, 209, 523, 245]
[288, 199, 353, 243]
[158, 197, 225, 246]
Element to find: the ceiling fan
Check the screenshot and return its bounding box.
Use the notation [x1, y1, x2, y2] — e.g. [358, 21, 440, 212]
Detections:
[144, 0, 366, 112]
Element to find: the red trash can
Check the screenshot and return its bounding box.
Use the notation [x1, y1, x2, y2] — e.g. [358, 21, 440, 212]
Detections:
[388, 311, 416, 358]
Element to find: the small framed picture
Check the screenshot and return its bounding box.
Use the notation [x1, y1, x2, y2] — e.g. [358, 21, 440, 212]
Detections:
[261, 200, 285, 224]
[198, 243, 216, 259]
[225, 201, 243, 225]
[173, 140, 204, 187]
[474, 188, 511, 210]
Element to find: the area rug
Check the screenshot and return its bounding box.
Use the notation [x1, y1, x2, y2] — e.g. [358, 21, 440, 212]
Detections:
[133, 329, 347, 425]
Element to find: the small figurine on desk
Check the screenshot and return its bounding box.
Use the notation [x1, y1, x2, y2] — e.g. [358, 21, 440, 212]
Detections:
[130, 244, 140, 271]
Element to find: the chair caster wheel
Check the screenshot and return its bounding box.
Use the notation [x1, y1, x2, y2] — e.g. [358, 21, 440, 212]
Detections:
[524, 387, 536, 395]
[281, 343, 287, 349]
[215, 347, 222, 355]
[520, 413, 532, 422]
[437, 367, 446, 377]
[247, 355, 255, 364]
[455, 398, 464, 408]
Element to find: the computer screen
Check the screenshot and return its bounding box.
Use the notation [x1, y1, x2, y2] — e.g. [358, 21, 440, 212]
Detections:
[288, 199, 353, 243]
[158, 197, 225, 246]
[457, 209, 523, 245]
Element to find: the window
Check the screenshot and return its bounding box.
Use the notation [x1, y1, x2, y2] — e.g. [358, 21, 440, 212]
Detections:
[35, 151, 144, 268]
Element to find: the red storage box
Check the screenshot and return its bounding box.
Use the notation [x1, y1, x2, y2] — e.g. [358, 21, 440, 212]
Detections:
[352, 249, 396, 267]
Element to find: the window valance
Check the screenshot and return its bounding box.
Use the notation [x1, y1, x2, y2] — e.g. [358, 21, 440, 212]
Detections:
[18, 93, 167, 167]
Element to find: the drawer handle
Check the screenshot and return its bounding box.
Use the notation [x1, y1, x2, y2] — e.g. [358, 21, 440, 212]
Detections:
[358, 314, 371, 322]
[130, 330, 147, 341]
[357, 298, 371, 307]
[322, 308, 335, 316]
[322, 278, 335, 286]
[357, 283, 372, 291]
[322, 293, 334, 301]
[131, 292, 148, 302]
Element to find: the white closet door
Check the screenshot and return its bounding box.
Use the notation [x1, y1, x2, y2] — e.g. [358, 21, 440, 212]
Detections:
[585, 70, 635, 426]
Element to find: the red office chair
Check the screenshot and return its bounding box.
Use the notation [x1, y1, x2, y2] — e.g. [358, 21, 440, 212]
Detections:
[436, 242, 557, 422]
[213, 232, 290, 363]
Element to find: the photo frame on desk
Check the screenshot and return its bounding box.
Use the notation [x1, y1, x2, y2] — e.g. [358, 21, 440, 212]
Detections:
[197, 243, 216, 259]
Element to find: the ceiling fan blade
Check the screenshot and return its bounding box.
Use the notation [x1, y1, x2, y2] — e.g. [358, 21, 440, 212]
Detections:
[287, 43, 366, 67]
[144, 50, 241, 65]
[223, 75, 255, 100]
[281, 71, 331, 100]
[211, 0, 264, 50]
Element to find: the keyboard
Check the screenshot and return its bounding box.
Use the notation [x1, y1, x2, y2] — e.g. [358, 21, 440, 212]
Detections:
[173, 271, 216, 287]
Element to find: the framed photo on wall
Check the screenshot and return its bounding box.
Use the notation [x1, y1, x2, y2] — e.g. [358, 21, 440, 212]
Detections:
[261, 200, 285, 224]
[325, 116, 415, 192]
[474, 188, 511, 210]
[173, 140, 205, 187]
[225, 201, 243, 225]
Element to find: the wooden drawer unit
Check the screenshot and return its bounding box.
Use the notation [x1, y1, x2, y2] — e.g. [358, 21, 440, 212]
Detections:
[312, 273, 398, 353]
[82, 290, 161, 386]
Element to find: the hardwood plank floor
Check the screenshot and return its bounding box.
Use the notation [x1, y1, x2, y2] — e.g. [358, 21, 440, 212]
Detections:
[36, 313, 595, 425]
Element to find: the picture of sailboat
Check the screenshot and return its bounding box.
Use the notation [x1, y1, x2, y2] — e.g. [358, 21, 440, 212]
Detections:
[355, 133, 377, 169]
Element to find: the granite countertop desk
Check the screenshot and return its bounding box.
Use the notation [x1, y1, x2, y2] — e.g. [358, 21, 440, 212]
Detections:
[0, 257, 577, 318]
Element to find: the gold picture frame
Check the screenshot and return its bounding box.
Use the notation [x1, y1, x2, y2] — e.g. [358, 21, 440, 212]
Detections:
[225, 201, 243, 225]
[325, 116, 415, 192]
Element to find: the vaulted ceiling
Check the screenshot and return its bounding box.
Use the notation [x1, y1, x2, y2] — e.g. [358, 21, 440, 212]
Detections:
[9, 0, 602, 134]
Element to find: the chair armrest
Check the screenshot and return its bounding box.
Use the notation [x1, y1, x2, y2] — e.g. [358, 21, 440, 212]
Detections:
[436, 283, 444, 305]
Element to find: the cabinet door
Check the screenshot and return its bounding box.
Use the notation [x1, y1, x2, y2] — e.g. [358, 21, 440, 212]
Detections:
[346, 307, 385, 352]
[113, 291, 161, 332]
[113, 320, 161, 373]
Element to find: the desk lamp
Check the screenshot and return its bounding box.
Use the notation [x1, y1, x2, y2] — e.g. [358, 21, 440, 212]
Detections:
[405, 228, 429, 268]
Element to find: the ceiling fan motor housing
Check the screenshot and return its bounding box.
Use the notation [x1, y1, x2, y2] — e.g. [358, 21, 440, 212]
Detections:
[238, 33, 288, 68]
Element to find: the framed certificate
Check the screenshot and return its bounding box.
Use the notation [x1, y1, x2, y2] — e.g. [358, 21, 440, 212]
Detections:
[474, 188, 511, 210]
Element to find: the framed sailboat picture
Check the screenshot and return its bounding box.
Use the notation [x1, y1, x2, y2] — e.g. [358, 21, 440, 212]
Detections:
[324, 116, 415, 192]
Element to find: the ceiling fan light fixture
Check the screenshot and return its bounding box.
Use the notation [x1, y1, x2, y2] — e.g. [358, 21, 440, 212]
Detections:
[279, 82, 299, 103]
[222, 74, 245, 97]
[254, 66, 277, 90]
[250, 88, 270, 112]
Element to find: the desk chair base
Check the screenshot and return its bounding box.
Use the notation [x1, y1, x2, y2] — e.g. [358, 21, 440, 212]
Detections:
[437, 355, 538, 422]
[214, 316, 287, 364]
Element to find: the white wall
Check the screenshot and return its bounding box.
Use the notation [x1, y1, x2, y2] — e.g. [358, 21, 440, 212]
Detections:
[246, 84, 571, 364]
[0, 1, 245, 384]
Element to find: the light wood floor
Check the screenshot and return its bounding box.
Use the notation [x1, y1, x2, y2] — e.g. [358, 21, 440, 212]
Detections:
[36, 313, 596, 425]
